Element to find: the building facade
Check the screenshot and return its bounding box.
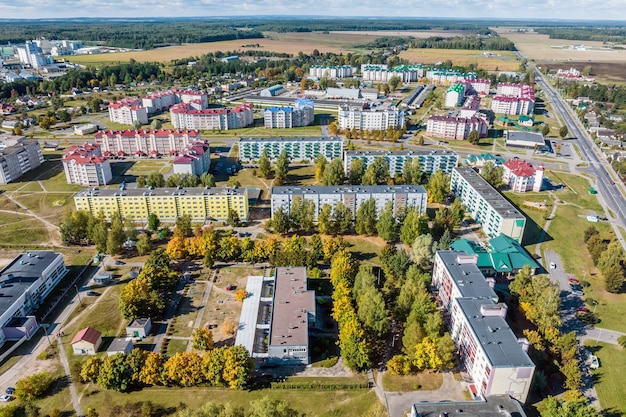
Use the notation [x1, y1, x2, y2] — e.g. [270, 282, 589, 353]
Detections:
[491, 83, 535, 116]
[0, 135, 44, 184]
[264, 99, 314, 129]
[445, 83, 466, 107]
[239, 137, 343, 163]
[426, 115, 488, 140]
[94, 129, 202, 156]
[172, 142, 211, 176]
[337, 104, 406, 131]
[62, 143, 112, 186]
[74, 186, 249, 222]
[451, 167, 526, 243]
[362, 64, 424, 83]
[309, 65, 353, 79]
[271, 185, 427, 221]
[108, 99, 149, 125]
[343, 149, 458, 178]
[170, 103, 254, 130]
[502, 159, 544, 193]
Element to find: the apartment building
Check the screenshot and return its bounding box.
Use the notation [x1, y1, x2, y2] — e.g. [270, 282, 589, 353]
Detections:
[502, 159, 544, 193]
[337, 104, 406, 131]
[411, 396, 528, 417]
[445, 83, 466, 107]
[460, 95, 481, 118]
[343, 149, 458, 178]
[62, 143, 112, 186]
[94, 129, 201, 156]
[264, 98, 314, 129]
[361, 64, 424, 83]
[172, 142, 211, 176]
[170, 103, 254, 130]
[74, 186, 249, 222]
[451, 167, 526, 243]
[426, 114, 488, 140]
[271, 185, 427, 221]
[0, 252, 68, 348]
[0, 135, 44, 184]
[108, 99, 149, 125]
[16, 41, 48, 68]
[239, 137, 342, 163]
[425, 69, 477, 85]
[491, 83, 535, 116]
[467, 79, 491, 95]
[309, 65, 353, 79]
[432, 251, 534, 403]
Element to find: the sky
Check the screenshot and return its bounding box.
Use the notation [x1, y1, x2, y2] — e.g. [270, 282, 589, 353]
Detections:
[1, 0, 626, 21]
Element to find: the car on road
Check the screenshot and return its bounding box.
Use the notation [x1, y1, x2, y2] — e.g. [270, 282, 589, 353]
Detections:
[610, 180, 616, 185]
[550, 262, 556, 269]
[5, 388, 14, 395]
[0, 395, 14, 402]
[114, 260, 125, 265]
[86, 291, 100, 297]
[577, 306, 590, 313]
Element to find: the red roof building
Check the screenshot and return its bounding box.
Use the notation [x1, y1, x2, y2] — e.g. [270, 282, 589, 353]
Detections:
[62, 143, 112, 186]
[71, 327, 102, 355]
[502, 159, 544, 193]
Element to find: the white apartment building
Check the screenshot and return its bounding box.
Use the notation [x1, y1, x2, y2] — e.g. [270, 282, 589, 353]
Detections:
[426, 115, 488, 140]
[271, 185, 427, 221]
[264, 98, 314, 129]
[170, 103, 254, 130]
[94, 129, 201, 156]
[491, 83, 535, 116]
[432, 251, 534, 403]
[460, 95, 481, 118]
[16, 41, 47, 68]
[108, 99, 149, 126]
[0, 135, 44, 184]
[361, 64, 424, 83]
[502, 159, 544, 193]
[172, 142, 211, 176]
[239, 137, 342, 163]
[445, 83, 466, 107]
[451, 167, 526, 243]
[467, 79, 491, 95]
[425, 69, 477, 85]
[337, 104, 406, 131]
[62, 143, 112, 186]
[0, 252, 68, 348]
[309, 65, 353, 79]
[343, 149, 458, 178]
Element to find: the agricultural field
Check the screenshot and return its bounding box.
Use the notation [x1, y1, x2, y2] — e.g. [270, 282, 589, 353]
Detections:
[544, 61, 626, 85]
[399, 48, 520, 72]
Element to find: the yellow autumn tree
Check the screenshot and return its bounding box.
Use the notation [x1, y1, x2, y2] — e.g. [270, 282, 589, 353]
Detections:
[166, 236, 187, 260]
[413, 336, 443, 370]
[163, 352, 203, 387]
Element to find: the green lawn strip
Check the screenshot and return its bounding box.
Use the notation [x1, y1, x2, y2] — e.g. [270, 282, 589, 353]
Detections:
[79, 385, 379, 417]
[18, 181, 44, 192]
[287, 165, 317, 186]
[584, 341, 626, 415]
[165, 338, 189, 355]
[382, 372, 443, 392]
[549, 171, 603, 212]
[217, 168, 268, 190]
[13, 192, 74, 219]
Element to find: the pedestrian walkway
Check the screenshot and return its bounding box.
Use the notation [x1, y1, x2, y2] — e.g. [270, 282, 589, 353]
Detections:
[57, 334, 82, 417]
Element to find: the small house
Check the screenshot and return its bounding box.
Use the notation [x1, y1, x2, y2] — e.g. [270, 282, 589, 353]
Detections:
[93, 273, 112, 285]
[71, 327, 102, 355]
[107, 338, 133, 356]
[126, 318, 152, 338]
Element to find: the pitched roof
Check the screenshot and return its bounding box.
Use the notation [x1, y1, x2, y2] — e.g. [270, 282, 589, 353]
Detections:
[71, 327, 101, 345]
[503, 159, 538, 177]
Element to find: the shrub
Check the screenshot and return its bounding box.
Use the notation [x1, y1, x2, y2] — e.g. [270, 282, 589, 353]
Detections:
[618, 335, 626, 348]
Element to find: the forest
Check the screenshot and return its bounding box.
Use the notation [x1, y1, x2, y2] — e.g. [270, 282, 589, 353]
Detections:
[535, 27, 626, 44]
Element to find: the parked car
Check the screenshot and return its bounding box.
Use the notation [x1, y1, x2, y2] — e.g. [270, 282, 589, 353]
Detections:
[86, 291, 100, 297]
[589, 355, 600, 369]
[5, 388, 14, 395]
[550, 262, 556, 269]
[610, 180, 616, 185]
[114, 260, 125, 265]
[577, 306, 590, 313]
[0, 395, 14, 402]
[572, 288, 584, 296]
[567, 277, 579, 284]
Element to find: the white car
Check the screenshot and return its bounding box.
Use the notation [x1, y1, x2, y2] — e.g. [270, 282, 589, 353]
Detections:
[550, 262, 556, 269]
[589, 355, 600, 370]
[0, 395, 14, 402]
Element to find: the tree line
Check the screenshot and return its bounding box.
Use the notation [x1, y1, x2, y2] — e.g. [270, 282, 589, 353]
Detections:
[536, 27, 626, 44]
[584, 225, 625, 293]
[408, 36, 516, 51]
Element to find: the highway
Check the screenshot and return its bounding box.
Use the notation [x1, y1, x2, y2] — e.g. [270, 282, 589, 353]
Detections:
[533, 68, 626, 242]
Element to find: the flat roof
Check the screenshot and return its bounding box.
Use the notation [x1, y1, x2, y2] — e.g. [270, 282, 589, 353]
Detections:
[345, 149, 458, 158]
[107, 338, 133, 352]
[272, 184, 427, 195]
[412, 395, 527, 417]
[238, 136, 341, 143]
[235, 275, 264, 354]
[269, 267, 314, 347]
[453, 167, 524, 220]
[0, 252, 61, 315]
[505, 131, 545, 145]
[435, 251, 498, 301]
[75, 186, 246, 198]
[456, 298, 534, 368]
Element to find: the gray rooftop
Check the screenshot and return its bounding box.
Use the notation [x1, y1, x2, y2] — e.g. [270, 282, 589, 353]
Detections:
[456, 298, 534, 368]
[238, 136, 342, 143]
[272, 184, 427, 195]
[345, 149, 458, 158]
[75, 186, 246, 198]
[435, 251, 498, 301]
[412, 395, 527, 417]
[107, 338, 133, 352]
[453, 167, 525, 220]
[505, 131, 545, 145]
[0, 251, 62, 315]
[269, 267, 315, 347]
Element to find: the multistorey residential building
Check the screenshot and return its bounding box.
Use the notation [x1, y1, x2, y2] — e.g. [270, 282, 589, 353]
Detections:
[445, 83, 466, 107]
[170, 103, 254, 130]
[432, 251, 534, 403]
[238, 137, 343, 163]
[451, 167, 526, 243]
[426, 114, 488, 140]
[0, 135, 44, 184]
[491, 83, 535, 116]
[271, 185, 427, 221]
[74, 186, 249, 222]
[108, 98, 149, 125]
[361, 64, 424, 83]
[425, 69, 477, 85]
[467, 79, 491, 95]
[502, 159, 544, 193]
[460, 95, 481, 118]
[62, 143, 112, 186]
[337, 104, 406, 131]
[264, 99, 314, 129]
[410, 396, 528, 417]
[309, 65, 353, 79]
[16, 41, 48, 68]
[94, 129, 201, 156]
[0, 252, 68, 348]
[343, 149, 458, 178]
[172, 142, 211, 177]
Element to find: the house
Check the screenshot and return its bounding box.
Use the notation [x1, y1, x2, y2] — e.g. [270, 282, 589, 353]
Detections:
[126, 318, 152, 338]
[517, 115, 535, 127]
[107, 338, 133, 356]
[71, 327, 102, 355]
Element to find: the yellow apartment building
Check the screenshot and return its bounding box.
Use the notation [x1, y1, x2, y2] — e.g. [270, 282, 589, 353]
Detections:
[74, 186, 249, 222]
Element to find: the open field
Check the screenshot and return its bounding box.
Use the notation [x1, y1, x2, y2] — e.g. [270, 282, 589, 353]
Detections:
[585, 341, 626, 415]
[544, 61, 626, 85]
[382, 372, 443, 392]
[495, 29, 626, 63]
[399, 49, 520, 71]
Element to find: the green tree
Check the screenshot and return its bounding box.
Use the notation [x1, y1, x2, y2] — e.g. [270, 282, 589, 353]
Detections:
[119, 278, 165, 319]
[388, 76, 401, 92]
[226, 209, 241, 227]
[97, 353, 133, 391]
[147, 213, 160, 232]
[146, 173, 165, 188]
[427, 170, 450, 203]
[467, 129, 480, 145]
[322, 158, 345, 186]
[258, 149, 271, 179]
[357, 286, 390, 339]
[15, 371, 54, 401]
[586, 234, 608, 265]
[559, 125, 569, 139]
[439, 229, 452, 250]
[349, 158, 366, 185]
[137, 233, 152, 255]
[355, 198, 377, 235]
[314, 154, 327, 182]
[542, 125, 550, 136]
[192, 327, 215, 351]
[106, 214, 126, 255]
[598, 240, 624, 274]
[174, 214, 193, 239]
[411, 234, 437, 269]
[481, 162, 504, 188]
[603, 262, 625, 293]
[200, 172, 216, 187]
[274, 149, 290, 185]
[540, 395, 602, 417]
[361, 157, 390, 185]
[400, 209, 429, 246]
[332, 201, 352, 234]
[270, 207, 291, 235]
[317, 203, 333, 235]
[249, 396, 302, 417]
[376, 201, 397, 242]
[151, 118, 162, 129]
[401, 157, 421, 185]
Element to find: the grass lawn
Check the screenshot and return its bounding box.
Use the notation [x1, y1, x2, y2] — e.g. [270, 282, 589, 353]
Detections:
[165, 338, 189, 356]
[343, 235, 385, 265]
[34, 367, 74, 414]
[217, 168, 269, 190]
[503, 191, 552, 251]
[548, 171, 603, 212]
[79, 385, 381, 417]
[13, 192, 75, 219]
[382, 372, 443, 392]
[0, 212, 52, 247]
[584, 341, 626, 415]
[288, 165, 317, 186]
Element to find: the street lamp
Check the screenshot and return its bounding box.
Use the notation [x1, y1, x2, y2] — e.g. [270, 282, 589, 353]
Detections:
[41, 323, 51, 345]
[592, 300, 598, 315]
